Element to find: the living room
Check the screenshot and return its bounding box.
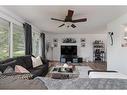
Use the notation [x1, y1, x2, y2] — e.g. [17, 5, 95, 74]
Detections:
[1, 5, 127, 90]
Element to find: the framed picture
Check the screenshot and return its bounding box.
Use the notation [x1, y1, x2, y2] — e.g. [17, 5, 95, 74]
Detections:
[53, 38, 58, 43]
[80, 38, 85, 42]
[81, 43, 85, 47]
[121, 38, 127, 47]
[62, 38, 76, 43]
[121, 31, 127, 47]
[54, 43, 58, 47]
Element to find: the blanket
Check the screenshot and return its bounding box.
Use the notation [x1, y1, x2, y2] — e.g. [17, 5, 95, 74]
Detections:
[36, 77, 127, 90]
[0, 75, 47, 89]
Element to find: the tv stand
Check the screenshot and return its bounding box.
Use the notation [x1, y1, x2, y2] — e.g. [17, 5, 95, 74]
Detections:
[60, 55, 82, 63]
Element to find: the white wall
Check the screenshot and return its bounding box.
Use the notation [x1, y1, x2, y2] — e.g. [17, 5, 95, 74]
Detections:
[45, 33, 107, 61]
[107, 13, 127, 75]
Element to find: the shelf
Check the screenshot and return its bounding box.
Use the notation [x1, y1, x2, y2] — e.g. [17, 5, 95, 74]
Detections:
[93, 40, 105, 62]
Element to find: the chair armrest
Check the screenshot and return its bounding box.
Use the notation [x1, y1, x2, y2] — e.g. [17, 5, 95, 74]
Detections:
[40, 57, 49, 66]
[88, 70, 117, 75]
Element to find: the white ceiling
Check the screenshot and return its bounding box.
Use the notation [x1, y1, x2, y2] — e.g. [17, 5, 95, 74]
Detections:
[3, 6, 127, 34]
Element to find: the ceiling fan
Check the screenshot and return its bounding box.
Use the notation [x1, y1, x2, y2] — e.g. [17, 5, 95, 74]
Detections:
[51, 10, 87, 28]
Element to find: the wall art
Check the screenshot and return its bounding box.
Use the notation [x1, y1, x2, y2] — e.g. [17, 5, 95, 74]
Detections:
[54, 43, 58, 47]
[53, 38, 58, 43]
[81, 43, 85, 47]
[62, 38, 76, 43]
[80, 38, 86, 42]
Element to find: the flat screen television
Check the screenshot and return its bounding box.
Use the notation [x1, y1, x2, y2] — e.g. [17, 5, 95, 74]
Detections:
[61, 45, 77, 56]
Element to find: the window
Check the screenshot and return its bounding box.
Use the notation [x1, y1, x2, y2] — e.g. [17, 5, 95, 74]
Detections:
[32, 31, 40, 56]
[0, 18, 10, 60]
[0, 15, 41, 59]
[13, 24, 25, 57]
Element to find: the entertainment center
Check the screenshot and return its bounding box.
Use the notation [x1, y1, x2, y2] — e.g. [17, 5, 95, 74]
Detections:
[60, 45, 82, 63]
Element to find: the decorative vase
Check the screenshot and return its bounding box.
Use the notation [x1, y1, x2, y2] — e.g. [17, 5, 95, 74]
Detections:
[63, 63, 68, 68]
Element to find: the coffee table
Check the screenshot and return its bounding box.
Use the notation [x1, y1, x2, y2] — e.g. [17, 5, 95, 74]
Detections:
[48, 65, 79, 79]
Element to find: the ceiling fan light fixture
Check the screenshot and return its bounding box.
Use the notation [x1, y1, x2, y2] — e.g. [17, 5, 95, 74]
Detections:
[57, 22, 76, 28]
[71, 24, 76, 28]
[51, 9, 87, 28]
[58, 23, 65, 27]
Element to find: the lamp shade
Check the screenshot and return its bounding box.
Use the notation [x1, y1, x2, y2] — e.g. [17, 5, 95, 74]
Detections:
[51, 44, 54, 48]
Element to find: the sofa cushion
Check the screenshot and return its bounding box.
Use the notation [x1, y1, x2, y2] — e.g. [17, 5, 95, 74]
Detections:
[16, 55, 33, 70]
[0, 58, 16, 64]
[31, 56, 43, 68]
[15, 65, 30, 73]
[0, 55, 33, 70]
[29, 65, 48, 77]
[30, 69, 43, 77]
[3, 66, 14, 74]
[0, 60, 16, 73]
[0, 71, 2, 75]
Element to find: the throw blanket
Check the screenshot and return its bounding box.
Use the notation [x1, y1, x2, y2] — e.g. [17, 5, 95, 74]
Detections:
[36, 77, 127, 90]
[0, 75, 47, 89]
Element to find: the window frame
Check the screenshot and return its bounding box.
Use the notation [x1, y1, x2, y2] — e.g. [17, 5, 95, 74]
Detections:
[12, 23, 25, 57]
[0, 17, 10, 60]
[0, 16, 25, 60]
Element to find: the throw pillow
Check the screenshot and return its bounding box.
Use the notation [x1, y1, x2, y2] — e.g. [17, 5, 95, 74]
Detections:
[0, 60, 16, 73]
[3, 66, 14, 73]
[15, 65, 30, 73]
[0, 71, 2, 75]
[31, 56, 43, 68]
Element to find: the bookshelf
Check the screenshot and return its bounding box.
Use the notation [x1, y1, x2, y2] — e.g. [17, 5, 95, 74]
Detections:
[93, 40, 105, 62]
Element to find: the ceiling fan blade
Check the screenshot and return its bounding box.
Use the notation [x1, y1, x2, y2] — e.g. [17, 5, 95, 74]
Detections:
[51, 18, 65, 22]
[58, 24, 65, 27]
[67, 10, 74, 17]
[72, 18, 87, 23]
[71, 24, 76, 28]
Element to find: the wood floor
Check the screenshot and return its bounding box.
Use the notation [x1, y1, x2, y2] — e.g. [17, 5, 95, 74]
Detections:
[49, 61, 107, 71]
[88, 62, 107, 70]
